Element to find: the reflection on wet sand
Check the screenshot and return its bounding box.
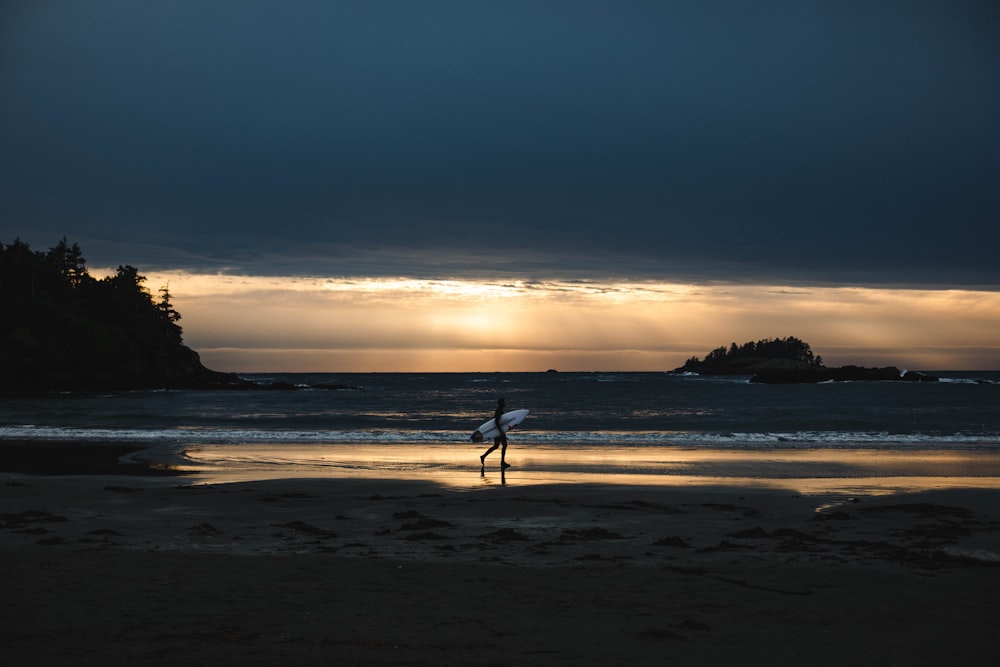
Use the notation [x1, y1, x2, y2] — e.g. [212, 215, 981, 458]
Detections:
[176, 443, 1000, 496]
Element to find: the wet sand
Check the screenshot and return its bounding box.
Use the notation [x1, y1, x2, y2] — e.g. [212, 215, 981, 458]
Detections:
[2, 443, 1000, 665]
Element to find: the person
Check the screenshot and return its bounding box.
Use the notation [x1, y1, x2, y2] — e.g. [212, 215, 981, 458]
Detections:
[480, 398, 511, 470]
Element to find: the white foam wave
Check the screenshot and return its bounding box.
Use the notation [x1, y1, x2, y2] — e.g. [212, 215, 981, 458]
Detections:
[2, 425, 998, 450]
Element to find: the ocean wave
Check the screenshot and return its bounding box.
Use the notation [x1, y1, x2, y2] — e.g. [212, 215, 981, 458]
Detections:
[3, 425, 998, 451]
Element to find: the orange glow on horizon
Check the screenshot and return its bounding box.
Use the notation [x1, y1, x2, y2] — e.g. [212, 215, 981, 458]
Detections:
[121, 271, 1000, 372]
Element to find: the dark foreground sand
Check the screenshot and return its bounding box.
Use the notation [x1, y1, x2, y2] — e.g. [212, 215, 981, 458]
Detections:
[2, 445, 999, 665]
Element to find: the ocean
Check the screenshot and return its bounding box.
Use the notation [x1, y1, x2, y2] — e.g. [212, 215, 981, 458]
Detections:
[3, 371, 999, 494]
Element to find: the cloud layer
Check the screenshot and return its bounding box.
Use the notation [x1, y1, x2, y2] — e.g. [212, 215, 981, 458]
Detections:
[3, 2, 998, 286]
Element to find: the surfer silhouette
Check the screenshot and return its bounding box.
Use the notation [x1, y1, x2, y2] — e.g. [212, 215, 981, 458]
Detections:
[479, 398, 511, 470]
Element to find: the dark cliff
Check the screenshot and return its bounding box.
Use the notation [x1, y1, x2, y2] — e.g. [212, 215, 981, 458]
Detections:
[1, 238, 245, 393]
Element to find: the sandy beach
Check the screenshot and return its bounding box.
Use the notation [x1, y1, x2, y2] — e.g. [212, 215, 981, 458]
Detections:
[2, 443, 1000, 665]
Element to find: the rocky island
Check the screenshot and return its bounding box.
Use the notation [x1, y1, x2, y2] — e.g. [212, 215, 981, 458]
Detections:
[675, 336, 938, 383]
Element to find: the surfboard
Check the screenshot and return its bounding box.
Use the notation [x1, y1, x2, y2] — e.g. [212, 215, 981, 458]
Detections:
[471, 409, 530, 442]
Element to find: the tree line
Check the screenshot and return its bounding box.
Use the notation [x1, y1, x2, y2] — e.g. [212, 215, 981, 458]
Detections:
[0, 238, 229, 391]
[679, 336, 824, 374]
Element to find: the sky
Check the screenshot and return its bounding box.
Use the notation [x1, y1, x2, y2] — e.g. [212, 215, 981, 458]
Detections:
[2, 2, 999, 371]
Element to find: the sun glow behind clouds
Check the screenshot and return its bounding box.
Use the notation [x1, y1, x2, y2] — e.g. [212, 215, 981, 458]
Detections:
[133, 272, 1000, 372]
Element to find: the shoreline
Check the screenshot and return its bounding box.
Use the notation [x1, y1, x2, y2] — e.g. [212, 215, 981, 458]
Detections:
[0, 440, 189, 477]
[4, 436, 1000, 494]
[3, 466, 1000, 664]
[5, 473, 1000, 562]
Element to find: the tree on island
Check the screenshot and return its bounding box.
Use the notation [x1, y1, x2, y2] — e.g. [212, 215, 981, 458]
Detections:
[677, 335, 938, 383]
[677, 336, 824, 374]
[0, 238, 240, 392]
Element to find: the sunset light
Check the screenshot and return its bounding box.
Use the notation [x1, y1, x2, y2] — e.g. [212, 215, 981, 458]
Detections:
[136, 272, 1000, 372]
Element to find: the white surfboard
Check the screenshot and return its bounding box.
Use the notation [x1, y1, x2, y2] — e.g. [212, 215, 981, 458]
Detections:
[471, 409, 530, 442]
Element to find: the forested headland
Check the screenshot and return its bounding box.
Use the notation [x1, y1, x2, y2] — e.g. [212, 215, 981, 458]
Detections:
[0, 238, 242, 392]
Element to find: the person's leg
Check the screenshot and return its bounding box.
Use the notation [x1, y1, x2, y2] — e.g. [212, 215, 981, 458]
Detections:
[481, 439, 499, 465]
[500, 435, 509, 468]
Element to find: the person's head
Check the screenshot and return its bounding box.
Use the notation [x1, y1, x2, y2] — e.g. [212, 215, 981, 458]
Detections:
[498, 398, 505, 407]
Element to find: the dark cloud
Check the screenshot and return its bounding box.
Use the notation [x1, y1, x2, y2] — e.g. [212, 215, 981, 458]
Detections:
[2, 1, 998, 285]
